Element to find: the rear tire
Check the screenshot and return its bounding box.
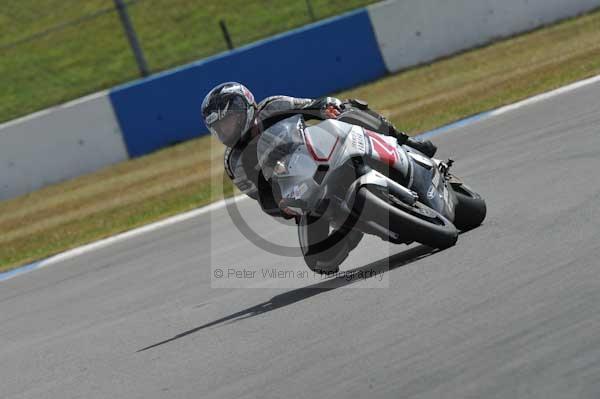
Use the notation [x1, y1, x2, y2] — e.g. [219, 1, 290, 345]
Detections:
[450, 183, 487, 231]
[355, 186, 458, 249]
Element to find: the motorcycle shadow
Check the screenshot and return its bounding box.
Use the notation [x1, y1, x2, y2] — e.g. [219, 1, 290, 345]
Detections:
[137, 244, 438, 353]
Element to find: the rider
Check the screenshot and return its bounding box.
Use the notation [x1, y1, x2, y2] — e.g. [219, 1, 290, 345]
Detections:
[201, 82, 437, 271]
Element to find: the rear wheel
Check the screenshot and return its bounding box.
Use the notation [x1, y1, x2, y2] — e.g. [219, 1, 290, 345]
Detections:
[450, 182, 487, 231]
[355, 185, 458, 249]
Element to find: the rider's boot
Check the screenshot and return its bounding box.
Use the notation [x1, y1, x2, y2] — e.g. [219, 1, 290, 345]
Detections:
[390, 127, 437, 158]
[405, 137, 437, 158]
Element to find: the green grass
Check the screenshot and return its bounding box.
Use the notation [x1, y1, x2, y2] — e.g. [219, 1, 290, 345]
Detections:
[0, 0, 378, 123]
[1, 8, 600, 272]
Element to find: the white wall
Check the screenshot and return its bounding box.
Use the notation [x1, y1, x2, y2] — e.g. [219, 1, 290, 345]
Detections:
[368, 0, 600, 73]
[0, 91, 128, 200]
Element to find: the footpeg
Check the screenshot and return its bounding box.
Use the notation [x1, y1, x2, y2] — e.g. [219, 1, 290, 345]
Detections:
[440, 159, 454, 179]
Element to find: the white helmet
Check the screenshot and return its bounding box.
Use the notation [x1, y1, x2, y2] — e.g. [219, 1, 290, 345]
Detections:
[201, 82, 257, 147]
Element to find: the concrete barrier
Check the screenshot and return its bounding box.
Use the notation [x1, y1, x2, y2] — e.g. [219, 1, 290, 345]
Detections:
[368, 0, 600, 73]
[0, 92, 128, 200]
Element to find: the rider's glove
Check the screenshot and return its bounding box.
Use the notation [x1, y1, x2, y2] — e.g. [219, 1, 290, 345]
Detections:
[320, 97, 343, 119]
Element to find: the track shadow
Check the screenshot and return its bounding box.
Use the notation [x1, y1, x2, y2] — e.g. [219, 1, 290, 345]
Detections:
[137, 244, 437, 352]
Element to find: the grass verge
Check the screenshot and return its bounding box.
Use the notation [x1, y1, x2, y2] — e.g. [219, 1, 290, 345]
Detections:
[2, 9, 600, 272]
[0, 0, 377, 123]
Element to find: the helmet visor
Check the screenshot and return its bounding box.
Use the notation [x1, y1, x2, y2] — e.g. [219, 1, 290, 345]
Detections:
[208, 97, 249, 146]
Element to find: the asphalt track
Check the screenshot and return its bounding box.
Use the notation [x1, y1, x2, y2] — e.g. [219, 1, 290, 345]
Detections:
[2, 80, 600, 398]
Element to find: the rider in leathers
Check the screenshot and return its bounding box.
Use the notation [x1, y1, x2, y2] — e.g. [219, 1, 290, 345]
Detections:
[202, 82, 437, 272]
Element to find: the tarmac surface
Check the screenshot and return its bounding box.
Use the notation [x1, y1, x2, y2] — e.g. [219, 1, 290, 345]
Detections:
[1, 80, 600, 398]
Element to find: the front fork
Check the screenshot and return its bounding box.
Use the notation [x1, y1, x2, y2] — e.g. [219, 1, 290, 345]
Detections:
[429, 158, 459, 221]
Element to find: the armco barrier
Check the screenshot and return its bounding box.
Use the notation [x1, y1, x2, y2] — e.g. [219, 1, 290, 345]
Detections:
[368, 0, 600, 73]
[0, 92, 128, 200]
[109, 8, 386, 157]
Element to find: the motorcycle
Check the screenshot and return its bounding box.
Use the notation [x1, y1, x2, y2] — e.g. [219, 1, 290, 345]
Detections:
[256, 111, 486, 274]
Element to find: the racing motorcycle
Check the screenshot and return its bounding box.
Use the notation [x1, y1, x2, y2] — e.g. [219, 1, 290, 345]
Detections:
[257, 110, 486, 273]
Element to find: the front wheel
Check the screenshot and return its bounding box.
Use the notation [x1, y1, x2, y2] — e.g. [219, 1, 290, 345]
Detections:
[450, 182, 487, 231]
[355, 185, 458, 249]
[297, 214, 364, 275]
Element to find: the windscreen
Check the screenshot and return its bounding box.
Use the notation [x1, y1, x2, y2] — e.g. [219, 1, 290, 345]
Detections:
[257, 115, 322, 211]
[257, 115, 307, 180]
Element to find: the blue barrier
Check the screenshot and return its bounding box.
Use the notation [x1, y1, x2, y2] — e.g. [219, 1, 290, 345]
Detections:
[109, 8, 386, 157]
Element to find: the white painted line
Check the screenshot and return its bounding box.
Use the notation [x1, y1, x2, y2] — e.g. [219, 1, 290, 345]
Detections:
[488, 74, 600, 118]
[419, 74, 600, 140]
[3, 72, 600, 282]
[0, 195, 249, 282]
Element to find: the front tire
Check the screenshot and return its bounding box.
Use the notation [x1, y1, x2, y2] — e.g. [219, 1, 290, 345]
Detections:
[355, 185, 458, 249]
[450, 183, 487, 231]
[298, 214, 364, 275]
